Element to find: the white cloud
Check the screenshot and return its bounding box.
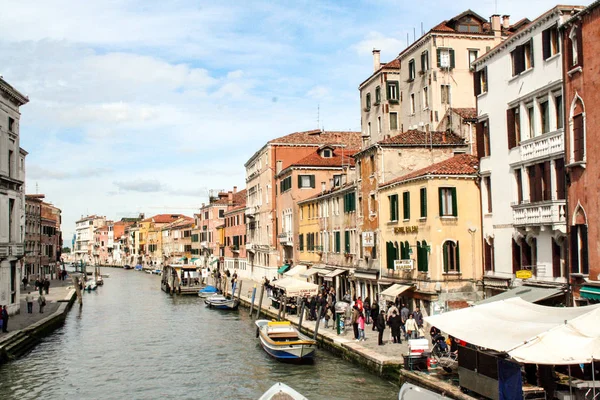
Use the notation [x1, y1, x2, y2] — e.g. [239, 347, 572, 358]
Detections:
[114, 179, 164, 193]
[306, 86, 330, 100]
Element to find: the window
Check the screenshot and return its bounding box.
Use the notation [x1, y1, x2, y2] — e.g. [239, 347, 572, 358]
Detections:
[437, 48, 455, 69]
[365, 93, 371, 111]
[423, 87, 429, 109]
[506, 107, 521, 149]
[476, 120, 491, 158]
[539, 100, 549, 134]
[409, 93, 415, 114]
[484, 176, 492, 213]
[542, 26, 560, 60]
[439, 187, 457, 217]
[570, 224, 589, 275]
[555, 159, 566, 200]
[440, 84, 451, 104]
[515, 169, 523, 204]
[390, 112, 398, 130]
[218, 209, 224, 219]
[511, 39, 534, 76]
[8, 117, 14, 132]
[333, 174, 342, 187]
[408, 59, 416, 81]
[569, 26, 581, 67]
[322, 149, 332, 158]
[474, 67, 487, 96]
[468, 49, 479, 66]
[527, 105, 535, 138]
[344, 231, 350, 254]
[402, 191, 410, 220]
[343, 192, 356, 213]
[419, 188, 427, 218]
[335, 231, 341, 253]
[386, 81, 399, 102]
[484, 238, 494, 272]
[386, 241, 399, 269]
[299, 234, 304, 251]
[417, 240, 429, 272]
[555, 95, 563, 130]
[369, 155, 375, 175]
[375, 86, 381, 104]
[421, 51, 429, 72]
[377, 116, 381, 134]
[8, 150, 13, 178]
[298, 175, 315, 189]
[442, 241, 460, 272]
[281, 176, 292, 192]
[388, 194, 398, 221]
[573, 113, 584, 162]
[369, 193, 376, 215]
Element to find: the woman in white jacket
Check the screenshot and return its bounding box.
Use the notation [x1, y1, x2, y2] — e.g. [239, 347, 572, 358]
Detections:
[404, 314, 418, 339]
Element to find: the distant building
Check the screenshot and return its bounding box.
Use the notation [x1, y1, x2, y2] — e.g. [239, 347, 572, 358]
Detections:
[223, 189, 248, 276]
[74, 215, 106, 264]
[0, 76, 28, 314]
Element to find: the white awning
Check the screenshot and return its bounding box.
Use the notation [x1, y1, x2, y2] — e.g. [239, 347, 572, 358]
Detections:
[272, 277, 319, 297]
[424, 297, 600, 356]
[284, 265, 307, 279]
[476, 285, 564, 305]
[317, 268, 335, 277]
[380, 284, 412, 302]
[300, 267, 324, 278]
[323, 268, 347, 282]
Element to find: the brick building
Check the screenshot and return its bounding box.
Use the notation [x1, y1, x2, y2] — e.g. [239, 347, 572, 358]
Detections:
[223, 189, 248, 275]
[561, 1, 600, 304]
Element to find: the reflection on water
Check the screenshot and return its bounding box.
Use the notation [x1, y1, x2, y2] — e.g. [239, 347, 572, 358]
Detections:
[0, 268, 397, 400]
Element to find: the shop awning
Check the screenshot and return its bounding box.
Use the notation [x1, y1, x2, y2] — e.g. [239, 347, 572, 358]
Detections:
[178, 257, 186, 261]
[300, 268, 324, 278]
[284, 265, 307, 279]
[190, 258, 199, 262]
[317, 268, 335, 277]
[476, 285, 564, 305]
[353, 269, 378, 280]
[209, 259, 218, 265]
[580, 285, 600, 301]
[380, 284, 412, 302]
[277, 264, 290, 275]
[323, 269, 347, 282]
[273, 277, 319, 297]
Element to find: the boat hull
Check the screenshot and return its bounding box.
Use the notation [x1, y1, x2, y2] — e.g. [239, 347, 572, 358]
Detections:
[255, 320, 316, 361]
[259, 382, 307, 400]
[204, 295, 239, 310]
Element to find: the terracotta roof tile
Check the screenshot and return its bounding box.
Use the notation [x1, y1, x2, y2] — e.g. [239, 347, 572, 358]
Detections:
[378, 130, 466, 146]
[289, 148, 358, 169]
[452, 108, 477, 120]
[269, 129, 361, 148]
[381, 154, 479, 188]
[381, 59, 400, 69]
[144, 214, 189, 224]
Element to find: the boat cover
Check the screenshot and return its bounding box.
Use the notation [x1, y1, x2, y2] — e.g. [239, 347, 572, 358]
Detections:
[424, 297, 600, 365]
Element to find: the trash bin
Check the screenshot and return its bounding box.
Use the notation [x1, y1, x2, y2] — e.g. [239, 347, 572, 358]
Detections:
[334, 301, 350, 335]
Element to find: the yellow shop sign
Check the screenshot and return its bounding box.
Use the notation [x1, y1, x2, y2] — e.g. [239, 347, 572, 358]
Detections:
[515, 270, 532, 280]
[393, 226, 419, 234]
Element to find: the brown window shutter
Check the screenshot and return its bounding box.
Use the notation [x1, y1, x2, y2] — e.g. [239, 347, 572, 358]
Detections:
[570, 226, 579, 273]
[543, 160, 551, 200]
[475, 121, 485, 159]
[507, 108, 516, 149]
[474, 70, 481, 96]
[516, 45, 525, 74]
[521, 240, 531, 267]
[555, 158, 566, 200]
[573, 114, 584, 161]
[552, 239, 561, 277]
[542, 28, 551, 60]
[535, 164, 543, 202]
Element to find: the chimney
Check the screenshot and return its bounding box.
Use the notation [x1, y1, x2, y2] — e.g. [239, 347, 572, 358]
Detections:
[233, 186, 237, 194]
[442, 131, 447, 143]
[373, 49, 381, 72]
[490, 15, 501, 37]
[502, 15, 510, 29]
[276, 160, 283, 174]
[330, 178, 334, 189]
[228, 190, 233, 205]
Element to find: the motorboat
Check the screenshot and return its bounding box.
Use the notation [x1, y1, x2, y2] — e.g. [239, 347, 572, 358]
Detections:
[152, 269, 162, 275]
[96, 276, 104, 286]
[85, 279, 97, 291]
[258, 382, 308, 400]
[134, 264, 143, 271]
[398, 383, 448, 399]
[198, 285, 219, 298]
[204, 294, 239, 310]
[255, 320, 316, 361]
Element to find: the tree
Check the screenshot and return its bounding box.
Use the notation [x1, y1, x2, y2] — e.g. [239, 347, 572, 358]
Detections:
[62, 247, 71, 254]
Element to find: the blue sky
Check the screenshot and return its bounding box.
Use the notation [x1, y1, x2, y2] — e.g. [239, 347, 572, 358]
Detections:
[0, 0, 585, 243]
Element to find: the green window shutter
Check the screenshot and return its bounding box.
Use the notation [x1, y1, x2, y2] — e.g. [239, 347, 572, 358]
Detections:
[310, 175, 315, 188]
[416, 241, 422, 271]
[438, 188, 444, 216]
[436, 49, 442, 67]
[420, 188, 427, 218]
[443, 242, 449, 272]
[298, 175, 302, 188]
[335, 232, 341, 253]
[386, 242, 393, 269]
[451, 187, 458, 217]
[403, 192, 410, 220]
[345, 231, 350, 253]
[422, 240, 428, 272]
[449, 49, 455, 68]
[299, 234, 303, 251]
[456, 241, 460, 272]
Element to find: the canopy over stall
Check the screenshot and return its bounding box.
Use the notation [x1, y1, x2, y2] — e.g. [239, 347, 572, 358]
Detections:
[380, 283, 412, 302]
[323, 268, 346, 282]
[300, 267, 327, 278]
[424, 298, 600, 364]
[273, 277, 319, 297]
[476, 285, 564, 305]
[284, 265, 307, 279]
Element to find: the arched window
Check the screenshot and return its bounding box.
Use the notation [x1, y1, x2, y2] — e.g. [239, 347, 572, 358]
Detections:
[569, 94, 586, 164]
[570, 205, 589, 275]
[442, 240, 460, 272]
[569, 26, 579, 67]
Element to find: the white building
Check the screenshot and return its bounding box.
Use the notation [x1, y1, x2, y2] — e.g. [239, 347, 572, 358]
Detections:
[0, 77, 28, 314]
[473, 6, 582, 298]
[74, 215, 106, 264]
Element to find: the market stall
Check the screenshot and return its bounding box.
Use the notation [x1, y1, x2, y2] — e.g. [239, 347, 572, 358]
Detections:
[269, 278, 319, 315]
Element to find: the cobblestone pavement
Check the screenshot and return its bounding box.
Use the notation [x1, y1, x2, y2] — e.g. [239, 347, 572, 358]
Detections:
[0, 278, 75, 337]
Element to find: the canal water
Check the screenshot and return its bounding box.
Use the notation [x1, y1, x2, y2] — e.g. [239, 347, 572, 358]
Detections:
[0, 268, 398, 400]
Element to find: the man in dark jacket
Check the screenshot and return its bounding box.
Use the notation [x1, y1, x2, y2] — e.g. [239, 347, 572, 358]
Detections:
[389, 311, 402, 344]
[376, 310, 386, 345]
[370, 303, 379, 331]
[413, 307, 424, 328]
[1, 305, 9, 332]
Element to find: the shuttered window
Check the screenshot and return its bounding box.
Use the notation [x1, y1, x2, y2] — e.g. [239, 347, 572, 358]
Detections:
[439, 187, 457, 217]
[419, 188, 427, 218]
[573, 114, 584, 162]
[335, 231, 341, 253]
[389, 194, 399, 221]
[299, 234, 304, 251]
[402, 191, 410, 220]
[442, 241, 460, 272]
[344, 231, 350, 254]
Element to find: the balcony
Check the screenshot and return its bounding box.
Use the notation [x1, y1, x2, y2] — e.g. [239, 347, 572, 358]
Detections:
[519, 130, 564, 163]
[245, 243, 255, 252]
[230, 245, 240, 253]
[11, 244, 24, 257]
[512, 200, 566, 230]
[0, 243, 24, 257]
[278, 232, 293, 246]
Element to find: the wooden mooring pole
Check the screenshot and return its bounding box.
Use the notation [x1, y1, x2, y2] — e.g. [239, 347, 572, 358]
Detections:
[298, 301, 306, 335]
[249, 286, 257, 316]
[314, 305, 323, 340]
[255, 284, 265, 320]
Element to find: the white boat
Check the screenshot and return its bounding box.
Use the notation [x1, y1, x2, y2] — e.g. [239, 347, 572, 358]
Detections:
[398, 383, 448, 400]
[258, 382, 308, 400]
[85, 279, 97, 291]
[204, 294, 239, 310]
[255, 320, 316, 361]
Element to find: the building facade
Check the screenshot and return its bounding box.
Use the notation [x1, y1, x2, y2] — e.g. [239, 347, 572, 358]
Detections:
[378, 154, 482, 315]
[473, 6, 581, 298]
[24, 195, 43, 279]
[561, 2, 600, 304]
[40, 200, 61, 277]
[74, 215, 106, 264]
[223, 189, 248, 276]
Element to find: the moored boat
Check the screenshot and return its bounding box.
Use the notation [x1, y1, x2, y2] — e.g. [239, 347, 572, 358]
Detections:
[398, 383, 448, 399]
[134, 264, 143, 271]
[85, 279, 97, 291]
[255, 320, 316, 361]
[198, 285, 219, 298]
[258, 382, 308, 400]
[204, 294, 239, 310]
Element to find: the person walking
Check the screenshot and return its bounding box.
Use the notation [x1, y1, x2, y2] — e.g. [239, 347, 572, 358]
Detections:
[370, 302, 379, 331]
[22, 276, 28, 290]
[36, 278, 42, 295]
[376, 310, 386, 345]
[231, 271, 238, 295]
[44, 279, 50, 295]
[364, 297, 371, 324]
[26, 292, 34, 313]
[351, 305, 360, 340]
[389, 311, 402, 344]
[1, 305, 8, 333]
[405, 314, 418, 339]
[413, 307, 424, 329]
[358, 311, 366, 341]
[38, 293, 46, 313]
[400, 303, 410, 340]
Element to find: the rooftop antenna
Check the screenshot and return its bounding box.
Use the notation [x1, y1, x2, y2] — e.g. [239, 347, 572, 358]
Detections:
[406, 33, 409, 48]
[413, 27, 416, 43]
[421, 22, 424, 36]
